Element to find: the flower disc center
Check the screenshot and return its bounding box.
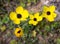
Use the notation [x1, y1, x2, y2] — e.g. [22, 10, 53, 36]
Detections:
[47, 11, 51, 15]
[34, 18, 37, 21]
[17, 30, 21, 33]
[17, 14, 22, 18]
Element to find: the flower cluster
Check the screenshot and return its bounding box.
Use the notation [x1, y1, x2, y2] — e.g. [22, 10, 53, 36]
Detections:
[9, 5, 57, 38]
[10, 5, 57, 26]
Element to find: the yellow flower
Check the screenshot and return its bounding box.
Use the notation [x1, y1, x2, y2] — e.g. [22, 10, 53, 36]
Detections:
[42, 5, 57, 22]
[32, 30, 37, 37]
[14, 27, 23, 38]
[29, 13, 43, 25]
[10, 6, 29, 24]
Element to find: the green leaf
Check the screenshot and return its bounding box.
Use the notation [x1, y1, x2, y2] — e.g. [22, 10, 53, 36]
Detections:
[2, 15, 9, 23]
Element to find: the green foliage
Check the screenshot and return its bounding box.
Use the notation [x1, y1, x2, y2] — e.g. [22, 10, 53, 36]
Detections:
[20, 2, 25, 7]
[51, 22, 60, 29]
[2, 15, 9, 23]
[27, 0, 31, 3]
[9, 21, 14, 30]
[27, 0, 37, 4]
[45, 25, 51, 32]
[56, 38, 60, 44]
[10, 39, 17, 44]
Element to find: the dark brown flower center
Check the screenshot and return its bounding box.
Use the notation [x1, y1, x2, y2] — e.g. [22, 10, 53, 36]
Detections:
[17, 14, 22, 18]
[17, 30, 21, 33]
[34, 18, 37, 21]
[47, 11, 51, 15]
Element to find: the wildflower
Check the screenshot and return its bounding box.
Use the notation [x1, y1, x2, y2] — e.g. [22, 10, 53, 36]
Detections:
[10, 6, 29, 24]
[1, 25, 6, 32]
[42, 5, 57, 22]
[14, 27, 23, 38]
[29, 13, 42, 25]
[32, 30, 37, 37]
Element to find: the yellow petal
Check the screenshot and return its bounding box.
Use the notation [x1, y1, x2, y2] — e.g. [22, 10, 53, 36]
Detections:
[33, 21, 38, 25]
[29, 20, 34, 24]
[34, 12, 39, 19]
[37, 16, 43, 21]
[41, 13, 48, 18]
[22, 10, 29, 18]
[29, 15, 34, 19]
[10, 12, 17, 20]
[13, 19, 20, 24]
[49, 5, 56, 12]
[46, 16, 54, 22]
[34, 12, 39, 18]
[16, 6, 23, 14]
[20, 18, 27, 21]
[29, 20, 38, 25]
[52, 13, 57, 18]
[43, 6, 48, 12]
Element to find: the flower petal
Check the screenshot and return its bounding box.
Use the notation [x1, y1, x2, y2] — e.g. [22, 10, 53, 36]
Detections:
[34, 12, 39, 18]
[46, 16, 54, 22]
[13, 19, 20, 24]
[52, 13, 57, 18]
[20, 18, 27, 21]
[29, 20, 34, 24]
[49, 5, 56, 12]
[10, 12, 17, 20]
[33, 21, 38, 25]
[29, 15, 34, 19]
[29, 20, 38, 25]
[37, 16, 43, 21]
[22, 10, 29, 18]
[43, 6, 48, 12]
[16, 6, 23, 14]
